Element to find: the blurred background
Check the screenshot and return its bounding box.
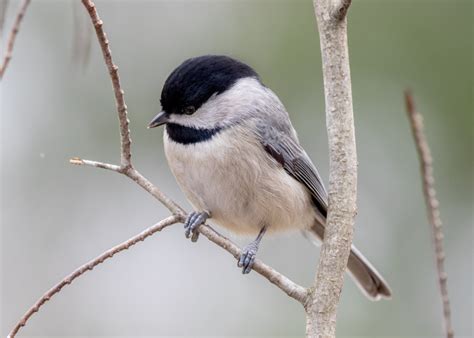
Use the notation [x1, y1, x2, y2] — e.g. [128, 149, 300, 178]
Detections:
[1, 0, 472, 337]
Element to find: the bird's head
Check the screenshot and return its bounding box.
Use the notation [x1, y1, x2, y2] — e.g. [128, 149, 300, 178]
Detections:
[148, 55, 261, 130]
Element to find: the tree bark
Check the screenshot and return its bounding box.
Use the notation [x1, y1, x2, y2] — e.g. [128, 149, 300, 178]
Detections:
[306, 1, 356, 337]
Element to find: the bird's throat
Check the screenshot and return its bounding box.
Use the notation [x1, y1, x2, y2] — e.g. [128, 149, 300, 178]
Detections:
[166, 123, 223, 145]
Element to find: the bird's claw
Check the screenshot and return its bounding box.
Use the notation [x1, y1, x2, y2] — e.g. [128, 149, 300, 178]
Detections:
[184, 211, 209, 242]
[238, 242, 258, 274]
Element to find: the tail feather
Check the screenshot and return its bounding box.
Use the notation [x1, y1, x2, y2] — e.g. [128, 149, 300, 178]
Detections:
[347, 245, 392, 300]
[306, 220, 392, 300]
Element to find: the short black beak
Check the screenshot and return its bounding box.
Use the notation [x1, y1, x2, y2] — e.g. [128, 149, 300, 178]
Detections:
[148, 111, 169, 128]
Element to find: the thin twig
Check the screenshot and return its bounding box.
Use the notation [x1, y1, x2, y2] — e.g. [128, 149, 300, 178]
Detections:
[73, 0, 185, 217]
[7, 216, 179, 338]
[308, 0, 356, 336]
[69, 157, 122, 172]
[81, 0, 132, 168]
[70, 157, 186, 217]
[0, 0, 31, 79]
[404, 91, 454, 338]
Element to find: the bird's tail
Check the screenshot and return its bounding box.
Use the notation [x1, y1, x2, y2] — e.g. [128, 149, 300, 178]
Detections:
[306, 220, 392, 300]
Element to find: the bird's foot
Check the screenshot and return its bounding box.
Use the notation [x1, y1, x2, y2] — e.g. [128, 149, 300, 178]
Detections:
[184, 211, 209, 242]
[238, 226, 267, 274]
[238, 241, 259, 274]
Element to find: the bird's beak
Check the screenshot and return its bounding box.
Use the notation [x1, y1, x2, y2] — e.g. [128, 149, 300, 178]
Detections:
[148, 111, 169, 128]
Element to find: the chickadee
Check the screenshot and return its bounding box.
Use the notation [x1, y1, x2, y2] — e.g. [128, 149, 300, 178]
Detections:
[149, 55, 391, 300]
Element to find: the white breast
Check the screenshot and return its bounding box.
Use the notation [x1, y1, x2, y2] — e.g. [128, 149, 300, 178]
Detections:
[163, 124, 317, 235]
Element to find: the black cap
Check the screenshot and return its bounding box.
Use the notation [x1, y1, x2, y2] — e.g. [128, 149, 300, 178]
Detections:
[160, 55, 258, 115]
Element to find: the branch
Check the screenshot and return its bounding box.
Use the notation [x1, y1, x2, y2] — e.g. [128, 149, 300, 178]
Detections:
[404, 91, 454, 338]
[75, 1, 306, 305]
[7, 216, 179, 338]
[307, 0, 356, 336]
[7, 1, 310, 335]
[69, 157, 121, 172]
[70, 157, 185, 217]
[0, 0, 31, 79]
[70, 157, 308, 304]
[333, 0, 352, 21]
[81, 0, 131, 168]
[197, 224, 309, 303]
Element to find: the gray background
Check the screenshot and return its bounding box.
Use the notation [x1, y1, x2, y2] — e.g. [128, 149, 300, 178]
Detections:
[1, 0, 472, 337]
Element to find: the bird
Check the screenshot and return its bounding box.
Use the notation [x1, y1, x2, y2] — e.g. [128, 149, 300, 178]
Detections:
[148, 55, 391, 300]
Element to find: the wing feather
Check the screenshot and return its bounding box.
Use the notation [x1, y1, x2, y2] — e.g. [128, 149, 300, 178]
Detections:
[257, 124, 328, 217]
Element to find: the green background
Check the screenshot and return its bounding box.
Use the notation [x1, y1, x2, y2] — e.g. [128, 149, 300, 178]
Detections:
[1, 0, 472, 336]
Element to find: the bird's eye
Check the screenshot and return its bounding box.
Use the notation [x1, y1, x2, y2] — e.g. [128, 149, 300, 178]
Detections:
[183, 106, 196, 115]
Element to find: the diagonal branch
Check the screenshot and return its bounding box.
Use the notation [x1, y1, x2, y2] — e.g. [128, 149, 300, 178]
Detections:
[9, 0, 309, 338]
[197, 224, 309, 303]
[70, 157, 309, 304]
[74, 1, 307, 306]
[7, 216, 179, 338]
[0, 0, 31, 79]
[125, 167, 186, 217]
[8, 1, 309, 336]
[404, 91, 454, 338]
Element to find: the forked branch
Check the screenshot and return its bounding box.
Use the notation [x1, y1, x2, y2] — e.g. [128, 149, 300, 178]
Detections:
[77, 0, 306, 306]
[7, 1, 308, 336]
[81, 0, 131, 167]
[71, 157, 309, 304]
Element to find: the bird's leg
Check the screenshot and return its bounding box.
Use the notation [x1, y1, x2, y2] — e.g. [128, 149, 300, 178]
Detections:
[184, 210, 210, 242]
[238, 226, 267, 274]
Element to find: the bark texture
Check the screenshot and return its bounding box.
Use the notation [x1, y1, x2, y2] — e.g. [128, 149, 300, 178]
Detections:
[307, 1, 356, 337]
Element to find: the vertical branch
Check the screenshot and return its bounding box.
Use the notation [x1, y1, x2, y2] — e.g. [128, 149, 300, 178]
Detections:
[307, 0, 356, 337]
[404, 91, 454, 338]
[0, 0, 31, 79]
[81, 0, 132, 168]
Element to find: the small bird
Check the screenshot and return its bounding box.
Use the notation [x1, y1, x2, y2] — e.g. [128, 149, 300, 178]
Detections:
[149, 55, 391, 300]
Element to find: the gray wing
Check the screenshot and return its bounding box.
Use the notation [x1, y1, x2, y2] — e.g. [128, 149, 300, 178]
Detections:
[257, 123, 328, 217]
[256, 122, 392, 300]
